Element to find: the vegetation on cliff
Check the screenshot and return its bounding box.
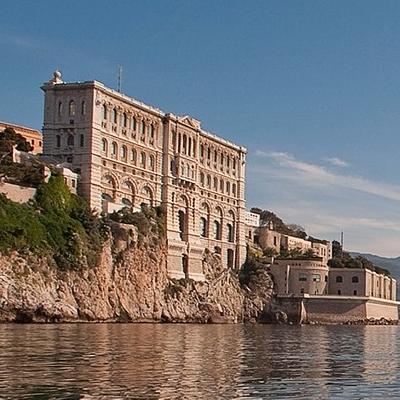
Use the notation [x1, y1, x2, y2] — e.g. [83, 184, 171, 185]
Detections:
[0, 175, 106, 268]
[328, 240, 391, 276]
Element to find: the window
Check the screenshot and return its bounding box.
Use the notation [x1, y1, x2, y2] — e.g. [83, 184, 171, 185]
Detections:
[132, 117, 137, 130]
[56, 135, 61, 148]
[111, 142, 117, 157]
[200, 172, 205, 186]
[336, 276, 343, 283]
[123, 113, 128, 127]
[140, 152, 146, 168]
[352, 276, 359, 283]
[207, 147, 211, 160]
[214, 177, 218, 190]
[200, 217, 207, 237]
[214, 150, 218, 162]
[338, 290, 342, 295]
[273, 236, 277, 246]
[69, 100, 76, 117]
[220, 179, 224, 193]
[150, 124, 155, 144]
[354, 290, 358, 296]
[213, 220, 221, 240]
[207, 175, 211, 188]
[226, 181, 230, 194]
[178, 210, 186, 240]
[80, 134, 84, 147]
[183, 135, 187, 154]
[299, 274, 307, 282]
[149, 155, 155, 171]
[131, 149, 137, 164]
[58, 102, 63, 116]
[112, 108, 117, 124]
[71, 179, 76, 188]
[103, 105, 107, 120]
[227, 223, 234, 242]
[81, 101, 86, 115]
[325, 275, 328, 282]
[200, 144, 204, 158]
[232, 183, 236, 197]
[67, 134, 74, 146]
[121, 145, 127, 160]
[227, 249, 234, 269]
[102, 138, 107, 153]
[312, 274, 321, 282]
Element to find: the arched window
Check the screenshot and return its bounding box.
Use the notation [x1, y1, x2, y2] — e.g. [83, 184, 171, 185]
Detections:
[149, 155, 155, 171]
[188, 137, 192, 156]
[200, 217, 207, 237]
[214, 150, 218, 162]
[214, 177, 218, 190]
[56, 135, 61, 148]
[123, 113, 128, 127]
[226, 181, 230, 194]
[81, 101, 86, 115]
[131, 148, 137, 165]
[69, 100, 76, 117]
[112, 108, 118, 124]
[233, 158, 237, 170]
[58, 102, 63, 116]
[221, 154, 224, 165]
[232, 183, 236, 196]
[103, 104, 107, 120]
[226, 223, 234, 242]
[207, 147, 211, 160]
[102, 138, 108, 154]
[140, 152, 146, 168]
[200, 172, 205, 186]
[336, 276, 343, 283]
[352, 276, 359, 283]
[111, 142, 118, 158]
[121, 145, 127, 160]
[132, 117, 137, 130]
[200, 144, 204, 158]
[67, 134, 74, 146]
[213, 220, 221, 240]
[207, 175, 211, 188]
[220, 179, 224, 193]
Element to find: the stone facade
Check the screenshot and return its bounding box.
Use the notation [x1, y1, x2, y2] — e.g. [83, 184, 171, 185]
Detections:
[41, 72, 247, 281]
[255, 226, 332, 264]
[0, 121, 43, 154]
[271, 258, 396, 301]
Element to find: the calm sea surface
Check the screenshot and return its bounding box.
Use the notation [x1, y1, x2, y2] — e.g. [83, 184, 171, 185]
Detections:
[0, 324, 399, 399]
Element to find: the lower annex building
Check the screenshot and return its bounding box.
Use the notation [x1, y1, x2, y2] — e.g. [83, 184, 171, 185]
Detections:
[41, 71, 247, 281]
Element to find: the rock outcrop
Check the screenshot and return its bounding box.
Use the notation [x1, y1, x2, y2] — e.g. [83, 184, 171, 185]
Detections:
[0, 221, 274, 323]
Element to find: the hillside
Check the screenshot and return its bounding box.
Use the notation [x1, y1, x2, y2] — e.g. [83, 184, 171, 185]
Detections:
[350, 252, 400, 281]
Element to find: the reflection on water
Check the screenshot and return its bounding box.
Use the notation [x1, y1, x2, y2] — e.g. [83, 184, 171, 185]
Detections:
[0, 324, 399, 399]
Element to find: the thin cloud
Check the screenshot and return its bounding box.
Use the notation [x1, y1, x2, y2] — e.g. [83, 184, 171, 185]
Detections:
[254, 150, 400, 203]
[324, 157, 349, 168]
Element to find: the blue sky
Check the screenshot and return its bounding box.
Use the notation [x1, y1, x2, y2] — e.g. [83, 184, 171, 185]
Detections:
[1, 1, 400, 256]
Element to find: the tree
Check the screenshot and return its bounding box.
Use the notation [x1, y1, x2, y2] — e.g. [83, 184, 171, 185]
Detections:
[331, 240, 342, 258]
[304, 248, 315, 258]
[0, 127, 33, 156]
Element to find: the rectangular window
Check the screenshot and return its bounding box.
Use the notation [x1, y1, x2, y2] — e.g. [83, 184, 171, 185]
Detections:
[299, 274, 307, 282]
[312, 274, 321, 282]
[80, 134, 84, 147]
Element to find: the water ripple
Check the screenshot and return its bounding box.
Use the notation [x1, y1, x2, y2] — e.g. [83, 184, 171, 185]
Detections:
[0, 324, 399, 399]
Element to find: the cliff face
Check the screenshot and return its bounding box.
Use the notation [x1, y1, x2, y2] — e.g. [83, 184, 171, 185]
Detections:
[0, 222, 273, 323]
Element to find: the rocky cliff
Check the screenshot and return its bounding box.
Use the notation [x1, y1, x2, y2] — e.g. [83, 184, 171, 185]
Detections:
[0, 219, 274, 323]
